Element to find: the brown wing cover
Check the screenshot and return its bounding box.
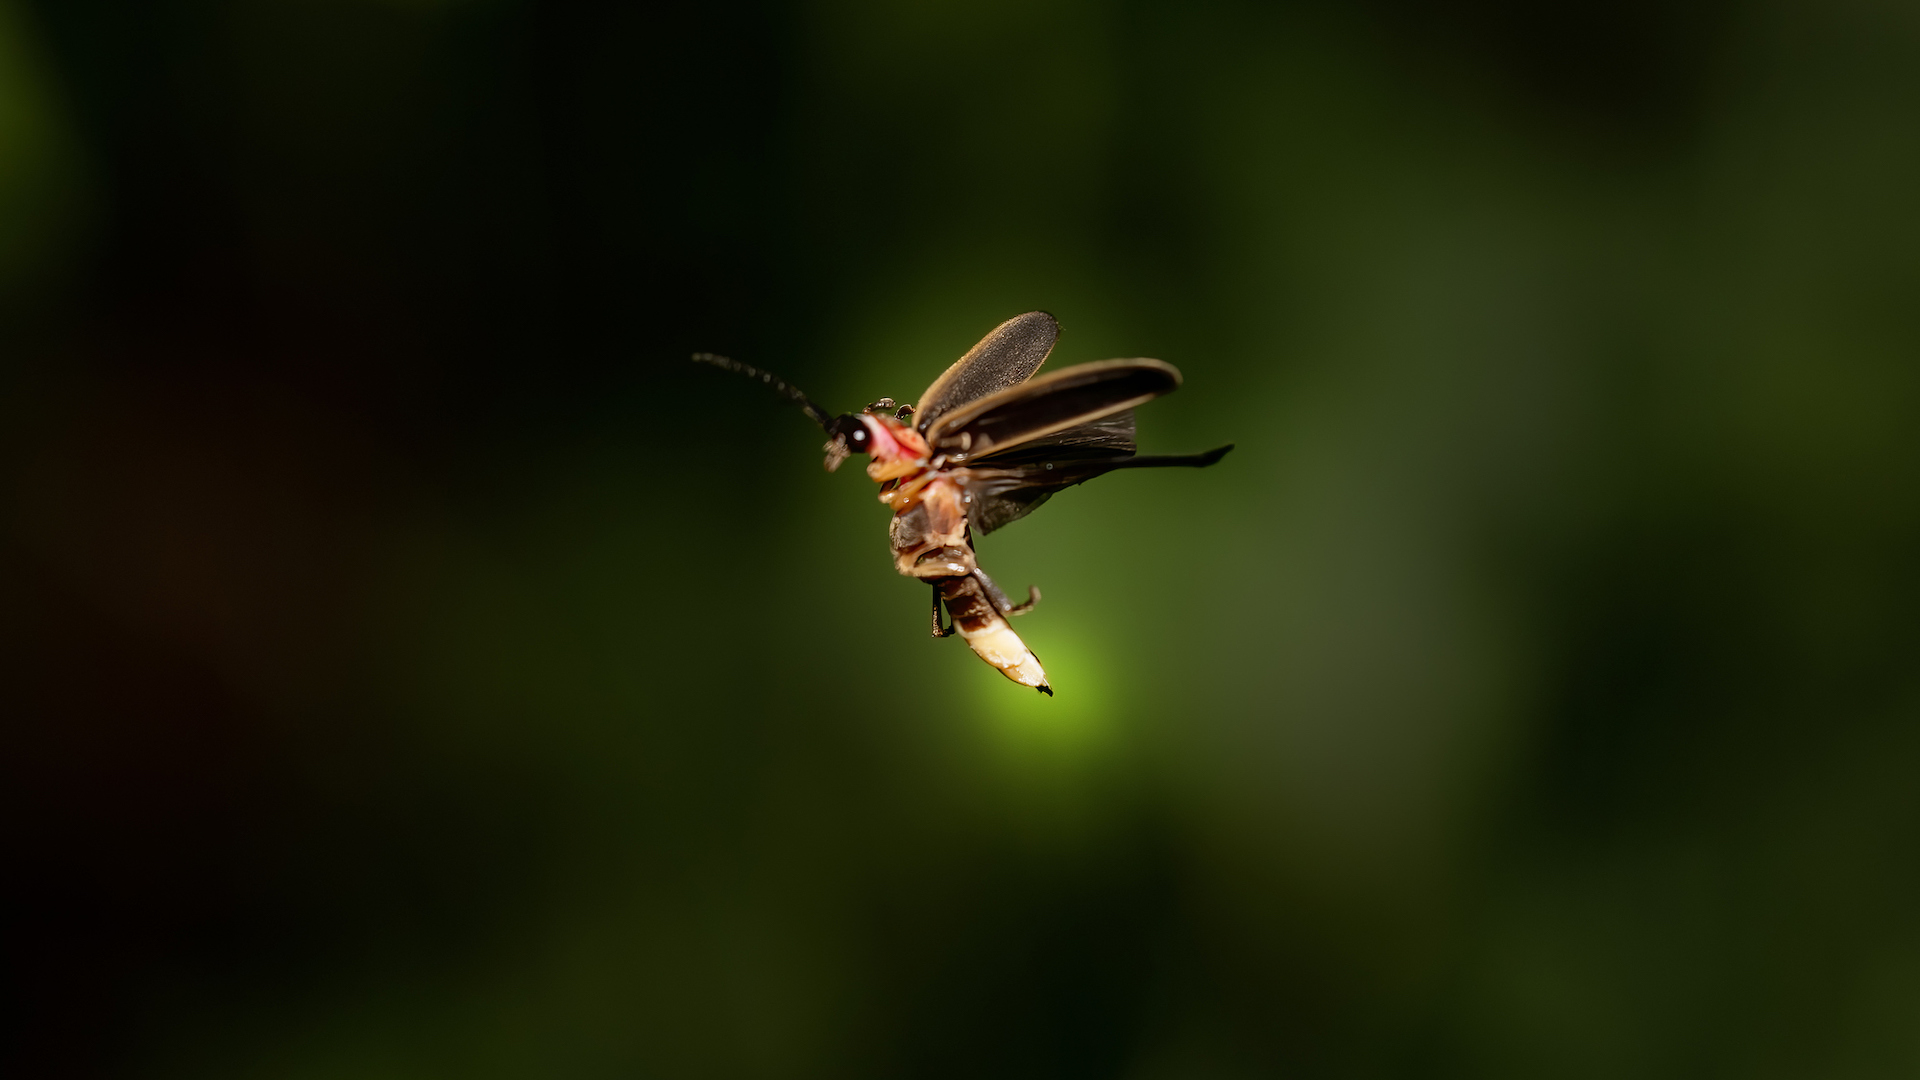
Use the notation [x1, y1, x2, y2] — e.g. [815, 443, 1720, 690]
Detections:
[924, 359, 1180, 464]
[914, 312, 1059, 432]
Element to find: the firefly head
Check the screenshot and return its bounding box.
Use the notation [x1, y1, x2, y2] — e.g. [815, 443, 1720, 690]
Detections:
[831, 413, 872, 453]
[823, 410, 929, 474]
[822, 413, 871, 472]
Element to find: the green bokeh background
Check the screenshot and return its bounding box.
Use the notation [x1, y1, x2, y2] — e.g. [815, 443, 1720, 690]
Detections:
[4, 0, 1918, 1076]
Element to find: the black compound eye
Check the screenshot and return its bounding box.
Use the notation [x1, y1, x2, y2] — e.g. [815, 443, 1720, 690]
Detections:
[834, 416, 871, 453]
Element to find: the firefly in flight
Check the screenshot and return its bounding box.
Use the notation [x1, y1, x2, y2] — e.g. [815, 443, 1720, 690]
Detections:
[696, 311, 1231, 695]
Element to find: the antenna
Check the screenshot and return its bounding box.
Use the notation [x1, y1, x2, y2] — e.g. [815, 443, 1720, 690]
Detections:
[692, 353, 834, 430]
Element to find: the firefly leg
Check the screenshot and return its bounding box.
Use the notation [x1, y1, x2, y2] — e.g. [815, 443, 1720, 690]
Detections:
[931, 584, 956, 638]
[972, 566, 1041, 617]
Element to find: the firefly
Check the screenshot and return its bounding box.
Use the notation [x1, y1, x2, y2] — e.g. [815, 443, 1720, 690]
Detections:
[695, 311, 1232, 695]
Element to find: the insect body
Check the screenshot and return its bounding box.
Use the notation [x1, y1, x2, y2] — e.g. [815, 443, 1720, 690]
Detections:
[696, 311, 1232, 695]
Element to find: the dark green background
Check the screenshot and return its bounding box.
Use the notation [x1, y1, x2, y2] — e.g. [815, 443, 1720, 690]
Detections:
[5, 0, 1917, 1076]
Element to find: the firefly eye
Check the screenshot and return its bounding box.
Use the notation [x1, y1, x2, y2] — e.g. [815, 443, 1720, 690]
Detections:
[833, 415, 872, 453]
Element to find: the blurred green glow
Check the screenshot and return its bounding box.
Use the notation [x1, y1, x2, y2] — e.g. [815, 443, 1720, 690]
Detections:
[972, 619, 1120, 761]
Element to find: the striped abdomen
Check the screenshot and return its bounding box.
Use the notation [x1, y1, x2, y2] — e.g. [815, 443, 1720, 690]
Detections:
[937, 574, 1050, 695]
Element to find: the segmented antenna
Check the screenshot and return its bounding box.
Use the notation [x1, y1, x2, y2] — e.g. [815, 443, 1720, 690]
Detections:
[692, 352, 833, 430]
